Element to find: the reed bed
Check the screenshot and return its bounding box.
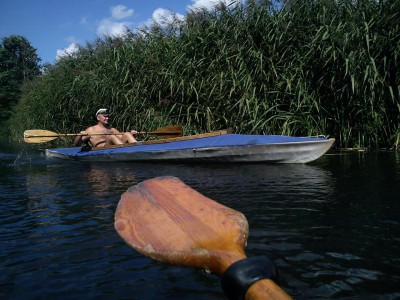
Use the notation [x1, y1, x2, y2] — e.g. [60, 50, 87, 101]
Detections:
[9, 0, 400, 149]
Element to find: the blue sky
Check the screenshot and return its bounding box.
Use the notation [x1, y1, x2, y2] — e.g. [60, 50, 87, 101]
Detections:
[0, 0, 239, 64]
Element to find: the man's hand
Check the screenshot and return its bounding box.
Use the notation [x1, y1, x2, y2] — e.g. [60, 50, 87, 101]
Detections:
[80, 131, 90, 142]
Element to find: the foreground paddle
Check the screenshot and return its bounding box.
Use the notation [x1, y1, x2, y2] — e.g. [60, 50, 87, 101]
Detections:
[23, 125, 183, 144]
[114, 176, 292, 300]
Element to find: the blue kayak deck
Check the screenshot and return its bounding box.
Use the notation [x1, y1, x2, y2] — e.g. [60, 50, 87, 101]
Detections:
[49, 134, 330, 158]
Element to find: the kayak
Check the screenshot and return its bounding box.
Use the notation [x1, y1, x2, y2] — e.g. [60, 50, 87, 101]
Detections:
[45, 130, 335, 163]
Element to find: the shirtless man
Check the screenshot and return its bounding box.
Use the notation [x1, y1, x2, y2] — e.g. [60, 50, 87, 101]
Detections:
[74, 108, 138, 148]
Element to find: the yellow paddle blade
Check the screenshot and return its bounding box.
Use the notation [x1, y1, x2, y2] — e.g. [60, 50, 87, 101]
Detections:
[24, 129, 59, 137]
[24, 136, 59, 143]
[23, 129, 60, 144]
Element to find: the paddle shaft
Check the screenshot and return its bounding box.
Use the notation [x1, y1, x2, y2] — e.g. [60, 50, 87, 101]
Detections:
[24, 131, 180, 138]
[23, 126, 183, 143]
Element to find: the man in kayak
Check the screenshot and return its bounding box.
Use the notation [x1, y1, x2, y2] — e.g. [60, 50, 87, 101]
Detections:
[74, 108, 138, 148]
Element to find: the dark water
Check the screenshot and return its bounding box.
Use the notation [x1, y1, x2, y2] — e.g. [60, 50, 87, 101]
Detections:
[1, 141, 399, 300]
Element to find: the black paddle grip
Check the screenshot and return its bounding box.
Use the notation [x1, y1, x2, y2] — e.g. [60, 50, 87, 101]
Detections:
[221, 256, 278, 300]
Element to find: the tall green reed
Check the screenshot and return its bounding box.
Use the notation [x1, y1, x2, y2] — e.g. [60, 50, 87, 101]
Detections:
[9, 0, 400, 149]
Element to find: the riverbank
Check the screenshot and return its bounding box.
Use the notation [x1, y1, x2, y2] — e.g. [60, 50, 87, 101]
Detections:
[8, 1, 400, 150]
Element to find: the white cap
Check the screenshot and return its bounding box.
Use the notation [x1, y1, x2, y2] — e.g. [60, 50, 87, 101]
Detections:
[96, 108, 109, 116]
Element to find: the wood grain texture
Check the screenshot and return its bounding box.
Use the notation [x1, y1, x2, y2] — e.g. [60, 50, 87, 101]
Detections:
[114, 176, 292, 299]
[115, 176, 247, 274]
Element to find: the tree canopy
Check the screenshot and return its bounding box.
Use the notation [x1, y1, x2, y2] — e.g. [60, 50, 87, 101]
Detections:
[0, 35, 41, 120]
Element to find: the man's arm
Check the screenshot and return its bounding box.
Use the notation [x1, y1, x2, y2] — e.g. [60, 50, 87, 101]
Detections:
[74, 130, 90, 146]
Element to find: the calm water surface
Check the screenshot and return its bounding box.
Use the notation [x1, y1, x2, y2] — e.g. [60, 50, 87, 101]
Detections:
[1, 141, 399, 299]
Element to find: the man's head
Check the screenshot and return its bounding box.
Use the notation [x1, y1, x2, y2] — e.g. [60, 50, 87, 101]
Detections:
[96, 108, 110, 125]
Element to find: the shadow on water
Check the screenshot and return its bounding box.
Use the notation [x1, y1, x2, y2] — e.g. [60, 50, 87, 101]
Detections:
[1, 141, 399, 299]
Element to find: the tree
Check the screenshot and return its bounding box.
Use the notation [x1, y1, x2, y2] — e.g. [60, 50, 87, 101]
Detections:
[0, 35, 41, 119]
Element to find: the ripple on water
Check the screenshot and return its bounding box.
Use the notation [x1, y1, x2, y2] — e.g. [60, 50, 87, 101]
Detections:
[326, 252, 362, 260]
[1, 149, 400, 299]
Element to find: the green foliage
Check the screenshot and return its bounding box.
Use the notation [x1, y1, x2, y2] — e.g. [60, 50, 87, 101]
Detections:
[0, 35, 41, 121]
[9, 0, 400, 149]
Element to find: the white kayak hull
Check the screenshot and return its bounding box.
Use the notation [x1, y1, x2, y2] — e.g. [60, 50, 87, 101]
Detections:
[46, 133, 335, 164]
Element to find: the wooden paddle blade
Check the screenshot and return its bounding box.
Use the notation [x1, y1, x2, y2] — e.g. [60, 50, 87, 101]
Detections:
[23, 129, 59, 143]
[24, 129, 59, 138]
[114, 176, 248, 274]
[115, 176, 293, 300]
[24, 136, 58, 143]
[147, 125, 183, 137]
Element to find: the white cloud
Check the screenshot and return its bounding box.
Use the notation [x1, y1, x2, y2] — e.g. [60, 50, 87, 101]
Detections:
[56, 5, 134, 60]
[111, 5, 134, 20]
[96, 4, 134, 37]
[139, 8, 184, 29]
[56, 43, 79, 60]
[97, 19, 131, 36]
[152, 8, 184, 25]
[187, 0, 241, 11]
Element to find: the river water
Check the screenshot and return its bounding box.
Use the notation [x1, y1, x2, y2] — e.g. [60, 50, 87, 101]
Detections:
[1, 141, 399, 299]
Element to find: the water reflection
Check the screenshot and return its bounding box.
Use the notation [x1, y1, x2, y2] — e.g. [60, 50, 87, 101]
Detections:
[1, 141, 399, 299]
[85, 164, 139, 198]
